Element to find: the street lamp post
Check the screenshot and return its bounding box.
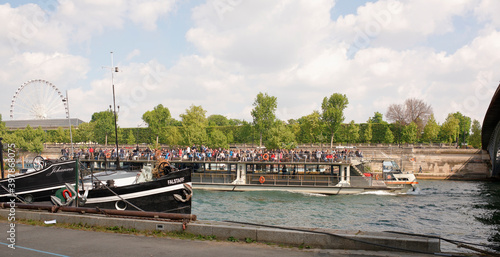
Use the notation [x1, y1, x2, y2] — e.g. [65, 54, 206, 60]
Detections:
[104, 52, 121, 169]
[111, 53, 120, 169]
[63, 91, 74, 158]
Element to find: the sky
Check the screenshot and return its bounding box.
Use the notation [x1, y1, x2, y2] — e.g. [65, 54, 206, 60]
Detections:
[1, 0, 500, 128]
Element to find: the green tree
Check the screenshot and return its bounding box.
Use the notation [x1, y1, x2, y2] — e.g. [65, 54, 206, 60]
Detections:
[208, 129, 228, 149]
[288, 121, 300, 143]
[228, 119, 244, 126]
[142, 104, 173, 144]
[0, 114, 6, 137]
[251, 92, 277, 147]
[345, 120, 359, 144]
[7, 125, 45, 156]
[383, 126, 394, 144]
[452, 112, 472, 145]
[334, 124, 347, 143]
[469, 120, 482, 149]
[74, 122, 95, 143]
[90, 110, 116, 145]
[402, 122, 418, 144]
[180, 105, 208, 146]
[297, 111, 323, 144]
[266, 121, 297, 150]
[422, 114, 439, 143]
[369, 112, 386, 124]
[164, 126, 182, 146]
[126, 130, 136, 145]
[233, 121, 255, 144]
[361, 122, 373, 143]
[391, 122, 405, 144]
[34, 126, 48, 143]
[52, 127, 69, 143]
[371, 123, 388, 143]
[440, 114, 460, 143]
[321, 93, 349, 148]
[208, 114, 229, 126]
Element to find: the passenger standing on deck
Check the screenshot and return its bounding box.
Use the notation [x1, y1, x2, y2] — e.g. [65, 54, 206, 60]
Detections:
[282, 165, 287, 178]
[316, 150, 321, 161]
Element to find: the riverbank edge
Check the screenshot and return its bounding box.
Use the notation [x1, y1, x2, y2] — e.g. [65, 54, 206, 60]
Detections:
[414, 173, 500, 181]
[0, 209, 440, 253]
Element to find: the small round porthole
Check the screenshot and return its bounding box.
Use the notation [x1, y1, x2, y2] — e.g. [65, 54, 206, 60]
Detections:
[24, 194, 34, 204]
[115, 200, 127, 210]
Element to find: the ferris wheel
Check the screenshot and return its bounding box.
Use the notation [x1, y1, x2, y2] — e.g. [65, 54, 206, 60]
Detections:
[10, 79, 69, 120]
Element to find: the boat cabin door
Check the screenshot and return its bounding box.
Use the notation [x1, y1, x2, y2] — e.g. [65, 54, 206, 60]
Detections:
[234, 163, 246, 184]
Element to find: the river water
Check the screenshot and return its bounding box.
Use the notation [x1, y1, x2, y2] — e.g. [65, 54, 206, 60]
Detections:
[192, 180, 500, 253]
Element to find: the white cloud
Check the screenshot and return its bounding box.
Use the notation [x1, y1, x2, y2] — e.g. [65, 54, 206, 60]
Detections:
[55, 0, 128, 42]
[0, 3, 68, 55]
[187, 0, 335, 73]
[126, 49, 141, 61]
[1, 0, 499, 129]
[475, 0, 500, 28]
[54, 0, 178, 43]
[333, 0, 476, 51]
[129, 0, 177, 30]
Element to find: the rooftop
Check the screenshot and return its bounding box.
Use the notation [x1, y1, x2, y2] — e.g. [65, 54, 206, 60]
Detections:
[5, 118, 86, 130]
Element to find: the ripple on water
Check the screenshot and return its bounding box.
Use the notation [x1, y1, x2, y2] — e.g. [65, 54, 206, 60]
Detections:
[192, 180, 500, 253]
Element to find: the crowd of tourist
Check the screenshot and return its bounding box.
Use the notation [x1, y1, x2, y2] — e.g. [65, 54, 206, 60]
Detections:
[62, 145, 364, 163]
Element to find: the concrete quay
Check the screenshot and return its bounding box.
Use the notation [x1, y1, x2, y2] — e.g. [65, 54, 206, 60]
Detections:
[0, 209, 443, 256]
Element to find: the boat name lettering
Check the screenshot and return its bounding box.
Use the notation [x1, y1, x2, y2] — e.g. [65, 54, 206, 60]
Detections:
[168, 177, 185, 185]
[46, 166, 74, 176]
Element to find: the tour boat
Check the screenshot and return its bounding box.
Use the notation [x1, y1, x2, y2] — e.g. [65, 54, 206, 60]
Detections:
[174, 159, 418, 195]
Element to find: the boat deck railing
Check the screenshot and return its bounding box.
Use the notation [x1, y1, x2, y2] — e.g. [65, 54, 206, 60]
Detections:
[193, 173, 237, 184]
[77, 153, 364, 164]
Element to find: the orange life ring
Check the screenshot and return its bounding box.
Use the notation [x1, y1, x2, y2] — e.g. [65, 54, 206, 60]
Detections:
[263, 154, 269, 161]
[62, 189, 72, 200]
[259, 176, 265, 184]
[375, 174, 379, 180]
[410, 158, 415, 162]
[106, 152, 111, 158]
[387, 174, 392, 180]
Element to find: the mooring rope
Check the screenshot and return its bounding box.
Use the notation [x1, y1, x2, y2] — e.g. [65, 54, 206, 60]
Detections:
[223, 220, 493, 256]
[79, 161, 145, 212]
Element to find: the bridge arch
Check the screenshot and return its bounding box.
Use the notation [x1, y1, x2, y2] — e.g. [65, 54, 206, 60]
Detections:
[482, 84, 500, 177]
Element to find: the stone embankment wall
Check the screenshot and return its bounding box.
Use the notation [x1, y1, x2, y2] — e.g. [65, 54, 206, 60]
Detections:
[358, 146, 491, 180]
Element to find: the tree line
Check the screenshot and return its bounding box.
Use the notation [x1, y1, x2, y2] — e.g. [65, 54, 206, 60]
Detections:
[0, 92, 483, 153]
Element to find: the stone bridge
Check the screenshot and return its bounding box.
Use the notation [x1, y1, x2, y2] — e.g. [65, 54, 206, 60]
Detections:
[482, 83, 500, 178]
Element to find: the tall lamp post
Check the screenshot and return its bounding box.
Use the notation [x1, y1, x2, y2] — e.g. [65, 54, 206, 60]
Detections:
[62, 91, 74, 158]
[104, 52, 121, 169]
